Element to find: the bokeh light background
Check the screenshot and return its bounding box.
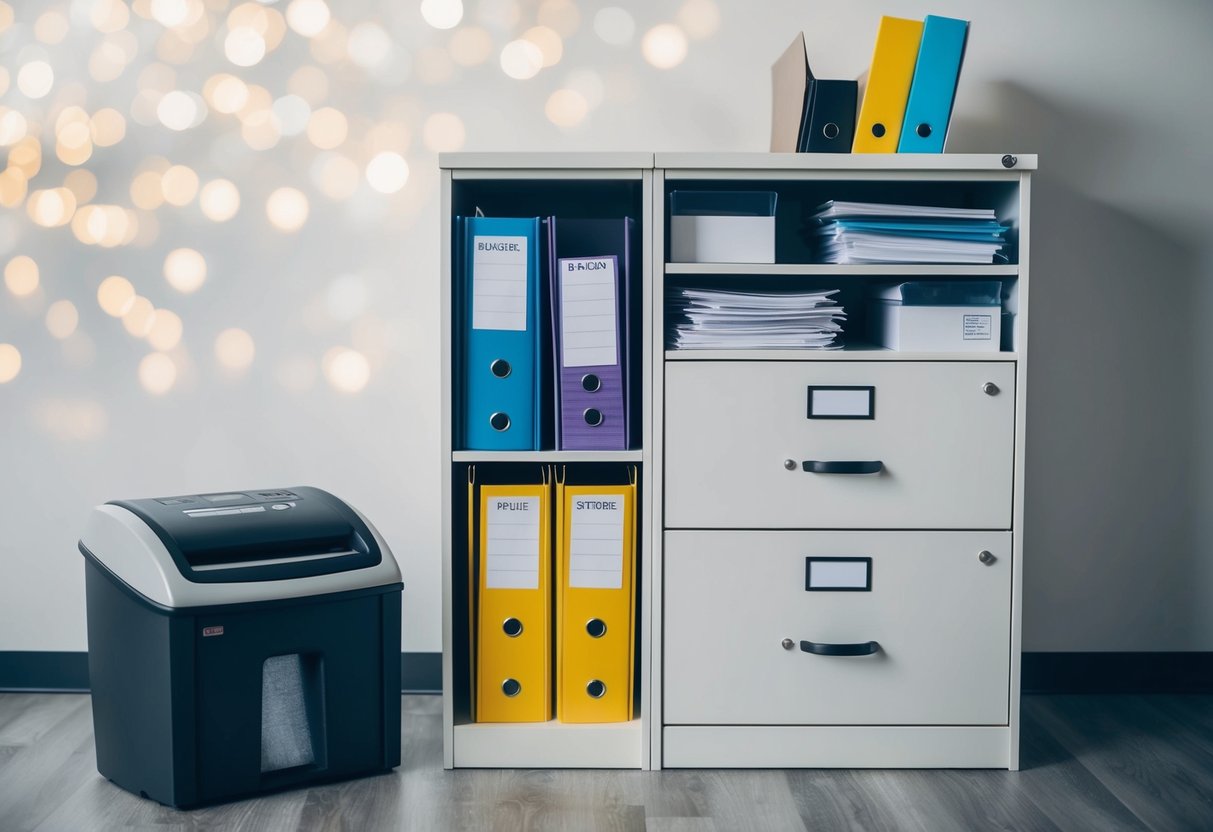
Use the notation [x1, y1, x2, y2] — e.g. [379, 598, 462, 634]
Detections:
[0, 0, 731, 652]
[10, 0, 1205, 656]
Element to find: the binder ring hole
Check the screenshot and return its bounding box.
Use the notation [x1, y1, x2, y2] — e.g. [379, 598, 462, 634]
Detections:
[586, 618, 607, 638]
[822, 122, 840, 140]
[871, 123, 886, 138]
[581, 373, 601, 392]
[502, 617, 523, 637]
[489, 412, 511, 432]
[916, 123, 932, 138]
[490, 359, 511, 379]
[502, 678, 522, 697]
[586, 680, 607, 699]
[583, 408, 603, 427]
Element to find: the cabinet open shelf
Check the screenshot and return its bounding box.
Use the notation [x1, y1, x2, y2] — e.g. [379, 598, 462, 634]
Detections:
[451, 720, 643, 769]
[665, 347, 1019, 362]
[451, 450, 644, 462]
[665, 264, 1020, 277]
[441, 156, 653, 770]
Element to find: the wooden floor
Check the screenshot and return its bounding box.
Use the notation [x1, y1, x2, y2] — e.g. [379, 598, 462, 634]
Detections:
[0, 694, 1210, 831]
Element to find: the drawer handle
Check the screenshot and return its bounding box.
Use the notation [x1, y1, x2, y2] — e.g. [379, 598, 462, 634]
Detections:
[802, 460, 883, 475]
[800, 639, 880, 657]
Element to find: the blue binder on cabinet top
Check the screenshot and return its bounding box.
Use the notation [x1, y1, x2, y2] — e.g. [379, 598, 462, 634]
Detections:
[897, 15, 969, 153]
[462, 216, 542, 450]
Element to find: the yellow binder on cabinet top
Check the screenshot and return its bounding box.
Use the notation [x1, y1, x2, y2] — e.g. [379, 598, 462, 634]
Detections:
[475, 474, 553, 723]
[853, 16, 924, 153]
[556, 471, 637, 723]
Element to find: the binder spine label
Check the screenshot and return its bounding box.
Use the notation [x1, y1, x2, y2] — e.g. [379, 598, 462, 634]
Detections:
[569, 495, 624, 589]
[472, 235, 529, 331]
[559, 256, 619, 368]
[485, 497, 540, 588]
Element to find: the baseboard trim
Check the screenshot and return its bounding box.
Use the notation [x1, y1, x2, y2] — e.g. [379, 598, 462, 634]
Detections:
[1021, 651, 1213, 694]
[0, 652, 90, 693]
[400, 652, 442, 693]
[0, 651, 445, 694]
[4, 651, 1210, 695]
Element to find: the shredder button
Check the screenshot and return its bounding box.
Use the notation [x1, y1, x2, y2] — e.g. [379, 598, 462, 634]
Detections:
[271, 504, 291, 511]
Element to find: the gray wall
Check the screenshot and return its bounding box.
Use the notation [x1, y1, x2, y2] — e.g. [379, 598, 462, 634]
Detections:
[1, 0, 1210, 653]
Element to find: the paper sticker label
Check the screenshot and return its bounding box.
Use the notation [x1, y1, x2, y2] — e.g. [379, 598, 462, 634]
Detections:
[560, 257, 618, 368]
[963, 314, 993, 340]
[569, 494, 624, 589]
[472, 235, 528, 331]
[485, 497, 540, 589]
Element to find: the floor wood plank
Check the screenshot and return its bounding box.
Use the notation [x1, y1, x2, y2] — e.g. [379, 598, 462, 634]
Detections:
[0, 697, 95, 832]
[663, 770, 808, 832]
[1016, 697, 1151, 831]
[1139, 695, 1213, 737]
[1031, 696, 1213, 832]
[786, 769, 935, 832]
[0, 694, 1209, 831]
[645, 819, 719, 832]
[0, 695, 87, 748]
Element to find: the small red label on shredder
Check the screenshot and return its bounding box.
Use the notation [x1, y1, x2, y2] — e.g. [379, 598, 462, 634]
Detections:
[202, 626, 224, 637]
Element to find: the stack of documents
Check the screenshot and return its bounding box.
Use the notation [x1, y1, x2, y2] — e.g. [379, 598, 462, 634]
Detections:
[667, 287, 846, 350]
[810, 201, 1009, 264]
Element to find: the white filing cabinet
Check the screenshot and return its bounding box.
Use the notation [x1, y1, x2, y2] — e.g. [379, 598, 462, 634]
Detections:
[651, 153, 1032, 770]
[438, 153, 1034, 771]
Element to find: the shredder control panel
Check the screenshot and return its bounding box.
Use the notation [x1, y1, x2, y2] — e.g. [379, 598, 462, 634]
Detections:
[107, 486, 382, 584]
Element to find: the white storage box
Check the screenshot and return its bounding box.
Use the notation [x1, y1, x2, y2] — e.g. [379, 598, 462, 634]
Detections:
[670, 190, 776, 264]
[869, 281, 1003, 352]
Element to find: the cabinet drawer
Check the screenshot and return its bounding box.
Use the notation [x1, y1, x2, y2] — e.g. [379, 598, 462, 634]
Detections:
[663, 530, 1011, 726]
[664, 361, 1015, 529]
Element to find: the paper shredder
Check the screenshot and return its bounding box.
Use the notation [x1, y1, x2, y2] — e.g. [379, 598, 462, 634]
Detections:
[78, 487, 403, 808]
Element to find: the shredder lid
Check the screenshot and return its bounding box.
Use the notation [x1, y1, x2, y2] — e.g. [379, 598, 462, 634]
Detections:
[78, 486, 402, 609]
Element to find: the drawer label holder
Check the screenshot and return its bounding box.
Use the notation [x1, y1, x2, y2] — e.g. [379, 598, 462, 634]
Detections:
[807, 386, 875, 420]
[805, 557, 872, 591]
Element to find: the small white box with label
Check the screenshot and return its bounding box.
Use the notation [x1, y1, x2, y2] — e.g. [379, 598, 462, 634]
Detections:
[669, 190, 777, 264]
[869, 281, 1003, 353]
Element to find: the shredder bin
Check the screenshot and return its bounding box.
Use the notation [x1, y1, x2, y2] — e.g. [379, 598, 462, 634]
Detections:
[78, 486, 403, 808]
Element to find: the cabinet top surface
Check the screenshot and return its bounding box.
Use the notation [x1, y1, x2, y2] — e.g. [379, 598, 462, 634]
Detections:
[440, 152, 1036, 172]
[440, 151, 654, 170]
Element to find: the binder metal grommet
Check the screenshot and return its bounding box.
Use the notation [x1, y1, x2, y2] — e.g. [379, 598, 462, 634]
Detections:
[583, 408, 603, 427]
[581, 373, 601, 392]
[822, 122, 839, 140]
[502, 617, 523, 637]
[916, 123, 931, 137]
[585, 618, 607, 638]
[489, 412, 511, 431]
[490, 359, 511, 379]
[872, 123, 886, 137]
[502, 678, 522, 697]
[586, 680, 606, 699]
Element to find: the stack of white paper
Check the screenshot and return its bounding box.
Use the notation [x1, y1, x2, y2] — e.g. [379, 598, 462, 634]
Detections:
[809, 201, 1009, 264]
[667, 287, 846, 350]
